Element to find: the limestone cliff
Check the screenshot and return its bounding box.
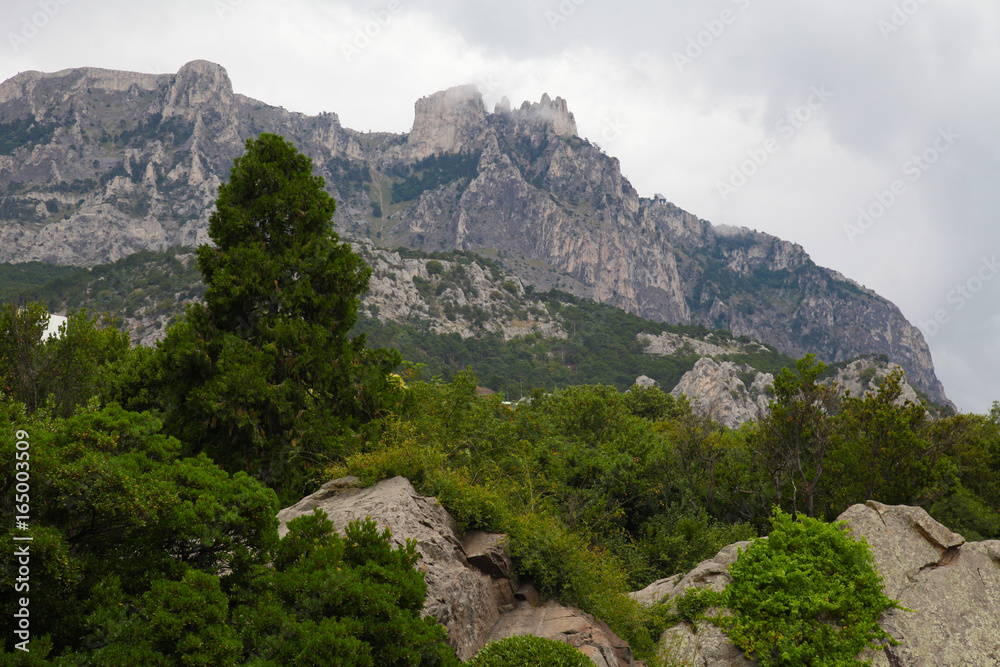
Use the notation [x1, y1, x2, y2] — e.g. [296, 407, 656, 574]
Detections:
[0, 61, 948, 402]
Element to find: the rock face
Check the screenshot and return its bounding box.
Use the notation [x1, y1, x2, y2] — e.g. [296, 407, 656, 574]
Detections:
[668, 354, 926, 429]
[830, 358, 921, 405]
[844, 502, 1000, 667]
[0, 61, 948, 403]
[276, 476, 642, 664]
[354, 240, 566, 342]
[634, 502, 1000, 666]
[670, 357, 773, 429]
[407, 85, 488, 160]
[488, 600, 640, 667]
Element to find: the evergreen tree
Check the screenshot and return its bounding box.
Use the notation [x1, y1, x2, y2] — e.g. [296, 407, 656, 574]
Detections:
[748, 354, 838, 519]
[156, 133, 401, 500]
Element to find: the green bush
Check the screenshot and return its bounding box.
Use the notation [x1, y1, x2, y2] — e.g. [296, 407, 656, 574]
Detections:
[722, 510, 901, 666]
[467, 635, 592, 667]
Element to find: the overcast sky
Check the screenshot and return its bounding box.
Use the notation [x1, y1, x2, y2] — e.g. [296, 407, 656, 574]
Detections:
[2, 0, 998, 413]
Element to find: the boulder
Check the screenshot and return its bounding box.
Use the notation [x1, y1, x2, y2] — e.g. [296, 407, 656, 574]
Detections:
[634, 503, 1000, 666]
[278, 476, 650, 665]
[487, 599, 643, 667]
[844, 502, 1000, 666]
[277, 476, 512, 661]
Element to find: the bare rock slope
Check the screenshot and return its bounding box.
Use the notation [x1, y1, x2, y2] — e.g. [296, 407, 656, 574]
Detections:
[0, 61, 947, 402]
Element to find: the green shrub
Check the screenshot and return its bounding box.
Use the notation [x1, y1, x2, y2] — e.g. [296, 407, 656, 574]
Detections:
[675, 587, 724, 628]
[467, 635, 593, 667]
[722, 509, 901, 666]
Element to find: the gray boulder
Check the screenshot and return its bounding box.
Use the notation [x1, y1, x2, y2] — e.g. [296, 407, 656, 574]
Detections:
[487, 599, 643, 667]
[844, 502, 1000, 667]
[278, 476, 648, 665]
[276, 476, 513, 661]
[632, 502, 1000, 666]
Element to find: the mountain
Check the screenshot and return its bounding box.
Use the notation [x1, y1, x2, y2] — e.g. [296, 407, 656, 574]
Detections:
[0, 60, 947, 403]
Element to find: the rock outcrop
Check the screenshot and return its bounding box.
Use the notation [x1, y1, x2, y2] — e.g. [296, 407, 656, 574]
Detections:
[276, 476, 510, 661]
[668, 353, 926, 429]
[406, 85, 489, 160]
[845, 502, 1000, 666]
[488, 600, 639, 667]
[633, 502, 1000, 666]
[0, 61, 949, 403]
[354, 241, 566, 342]
[277, 476, 643, 664]
[830, 358, 921, 405]
[669, 357, 773, 428]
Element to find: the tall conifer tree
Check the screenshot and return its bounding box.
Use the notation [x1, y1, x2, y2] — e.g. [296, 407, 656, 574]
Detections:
[158, 134, 400, 498]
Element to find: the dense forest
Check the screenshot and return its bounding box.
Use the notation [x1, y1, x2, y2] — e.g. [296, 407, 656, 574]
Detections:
[2, 134, 998, 666]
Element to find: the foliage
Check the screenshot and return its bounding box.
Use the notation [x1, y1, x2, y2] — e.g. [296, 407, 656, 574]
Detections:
[22, 246, 206, 324]
[0, 402, 457, 665]
[745, 355, 838, 518]
[0, 401, 278, 659]
[0, 303, 130, 416]
[150, 133, 402, 502]
[390, 152, 481, 203]
[331, 371, 745, 661]
[824, 371, 934, 514]
[466, 635, 593, 667]
[0, 262, 80, 303]
[675, 586, 726, 629]
[722, 510, 900, 666]
[231, 513, 459, 667]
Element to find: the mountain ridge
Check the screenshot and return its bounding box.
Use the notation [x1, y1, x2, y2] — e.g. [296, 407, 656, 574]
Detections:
[0, 60, 948, 403]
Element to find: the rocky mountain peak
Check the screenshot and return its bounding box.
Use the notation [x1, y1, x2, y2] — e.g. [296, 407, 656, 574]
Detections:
[0, 65, 164, 108]
[407, 84, 487, 160]
[507, 92, 578, 137]
[0, 61, 951, 404]
[163, 59, 235, 119]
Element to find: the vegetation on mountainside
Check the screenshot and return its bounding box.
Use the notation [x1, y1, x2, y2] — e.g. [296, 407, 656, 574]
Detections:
[1, 133, 998, 665]
[17, 247, 206, 332]
[388, 151, 481, 203]
[0, 263, 79, 303]
[0, 246, 795, 397]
